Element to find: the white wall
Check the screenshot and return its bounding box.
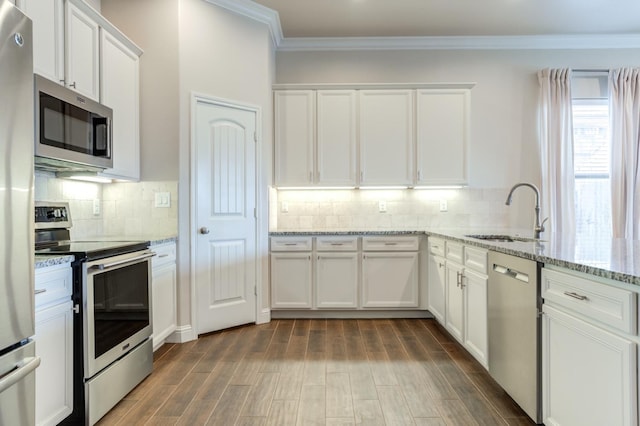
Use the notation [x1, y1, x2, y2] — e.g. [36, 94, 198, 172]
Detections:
[275, 48, 640, 226]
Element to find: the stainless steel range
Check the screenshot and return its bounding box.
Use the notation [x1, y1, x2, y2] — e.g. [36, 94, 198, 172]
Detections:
[35, 203, 154, 425]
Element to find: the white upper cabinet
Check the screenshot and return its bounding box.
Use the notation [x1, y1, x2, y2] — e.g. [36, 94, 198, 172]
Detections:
[316, 90, 357, 186]
[359, 90, 414, 186]
[274, 90, 315, 186]
[416, 89, 470, 186]
[65, 2, 100, 101]
[18, 0, 65, 83]
[100, 30, 140, 180]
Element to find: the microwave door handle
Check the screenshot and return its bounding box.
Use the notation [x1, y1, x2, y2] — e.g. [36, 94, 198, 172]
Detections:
[92, 252, 156, 271]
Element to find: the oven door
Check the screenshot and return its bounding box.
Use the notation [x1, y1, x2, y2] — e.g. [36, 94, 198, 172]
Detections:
[83, 250, 154, 378]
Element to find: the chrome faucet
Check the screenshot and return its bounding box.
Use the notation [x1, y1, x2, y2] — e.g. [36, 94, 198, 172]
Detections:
[505, 183, 549, 239]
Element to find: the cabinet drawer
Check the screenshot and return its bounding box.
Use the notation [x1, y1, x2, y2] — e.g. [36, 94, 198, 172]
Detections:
[362, 236, 419, 251]
[35, 264, 73, 310]
[316, 236, 358, 251]
[445, 241, 464, 263]
[428, 237, 445, 257]
[542, 268, 637, 335]
[152, 242, 176, 267]
[270, 236, 312, 252]
[464, 246, 487, 274]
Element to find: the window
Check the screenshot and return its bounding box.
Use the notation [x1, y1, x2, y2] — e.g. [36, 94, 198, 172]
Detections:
[571, 82, 612, 248]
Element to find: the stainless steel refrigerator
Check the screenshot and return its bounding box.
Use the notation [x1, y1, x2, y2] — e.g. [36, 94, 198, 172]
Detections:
[0, 2, 39, 425]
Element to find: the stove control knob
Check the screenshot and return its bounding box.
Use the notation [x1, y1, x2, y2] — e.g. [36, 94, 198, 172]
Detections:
[199, 227, 210, 235]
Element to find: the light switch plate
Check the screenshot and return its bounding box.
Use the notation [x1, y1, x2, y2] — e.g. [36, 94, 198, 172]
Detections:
[155, 192, 171, 208]
[379, 201, 387, 213]
[439, 200, 448, 212]
[93, 199, 100, 216]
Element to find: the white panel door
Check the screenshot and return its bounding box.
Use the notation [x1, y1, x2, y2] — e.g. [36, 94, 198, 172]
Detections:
[427, 254, 446, 324]
[416, 89, 469, 185]
[195, 99, 257, 333]
[271, 253, 313, 308]
[463, 269, 488, 368]
[359, 90, 414, 186]
[317, 90, 357, 186]
[19, 0, 65, 83]
[445, 261, 464, 343]
[316, 252, 358, 308]
[274, 90, 315, 186]
[65, 2, 99, 100]
[543, 304, 637, 426]
[361, 252, 419, 308]
[100, 30, 140, 180]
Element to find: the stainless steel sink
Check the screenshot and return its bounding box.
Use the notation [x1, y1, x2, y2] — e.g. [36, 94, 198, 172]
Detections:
[465, 234, 545, 243]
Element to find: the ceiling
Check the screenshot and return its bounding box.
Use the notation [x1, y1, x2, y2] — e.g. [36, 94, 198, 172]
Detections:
[251, 0, 640, 38]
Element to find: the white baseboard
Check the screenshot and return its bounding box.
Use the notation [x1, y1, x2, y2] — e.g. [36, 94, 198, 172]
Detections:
[270, 310, 434, 319]
[257, 308, 271, 325]
[166, 325, 197, 344]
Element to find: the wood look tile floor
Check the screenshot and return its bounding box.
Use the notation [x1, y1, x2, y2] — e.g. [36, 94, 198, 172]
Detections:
[96, 319, 536, 426]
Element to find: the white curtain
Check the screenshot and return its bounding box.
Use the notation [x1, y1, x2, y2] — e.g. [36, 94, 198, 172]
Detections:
[609, 68, 640, 240]
[537, 68, 575, 236]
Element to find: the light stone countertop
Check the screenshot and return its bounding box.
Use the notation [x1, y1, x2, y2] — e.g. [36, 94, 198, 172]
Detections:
[35, 255, 75, 269]
[270, 228, 640, 285]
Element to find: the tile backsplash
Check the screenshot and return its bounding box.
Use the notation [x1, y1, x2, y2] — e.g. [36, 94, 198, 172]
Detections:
[35, 172, 178, 239]
[273, 188, 511, 231]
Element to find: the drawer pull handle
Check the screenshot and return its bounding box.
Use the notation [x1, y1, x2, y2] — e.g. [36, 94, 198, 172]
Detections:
[284, 243, 298, 246]
[34, 289, 46, 295]
[158, 254, 169, 258]
[384, 242, 398, 246]
[564, 291, 588, 301]
[330, 243, 344, 246]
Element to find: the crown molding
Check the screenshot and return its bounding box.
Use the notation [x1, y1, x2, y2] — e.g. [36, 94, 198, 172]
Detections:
[278, 34, 640, 51]
[202, 1, 640, 51]
[204, 0, 283, 47]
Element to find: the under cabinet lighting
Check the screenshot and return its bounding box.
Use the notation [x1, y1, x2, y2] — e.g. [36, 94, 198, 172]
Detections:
[277, 186, 356, 190]
[414, 185, 465, 189]
[56, 172, 113, 184]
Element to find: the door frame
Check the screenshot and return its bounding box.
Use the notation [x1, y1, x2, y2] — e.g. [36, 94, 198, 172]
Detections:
[189, 93, 266, 336]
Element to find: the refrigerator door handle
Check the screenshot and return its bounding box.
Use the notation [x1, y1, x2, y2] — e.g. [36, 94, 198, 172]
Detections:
[0, 356, 40, 394]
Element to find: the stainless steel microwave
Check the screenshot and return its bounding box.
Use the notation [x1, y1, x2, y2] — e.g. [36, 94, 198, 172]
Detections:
[34, 74, 113, 171]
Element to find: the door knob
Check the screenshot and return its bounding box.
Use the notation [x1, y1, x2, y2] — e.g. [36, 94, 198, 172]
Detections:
[199, 227, 210, 234]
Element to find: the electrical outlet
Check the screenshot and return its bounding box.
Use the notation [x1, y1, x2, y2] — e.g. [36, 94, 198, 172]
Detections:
[281, 202, 289, 213]
[92, 199, 100, 216]
[378, 201, 387, 213]
[439, 200, 448, 212]
[154, 192, 171, 208]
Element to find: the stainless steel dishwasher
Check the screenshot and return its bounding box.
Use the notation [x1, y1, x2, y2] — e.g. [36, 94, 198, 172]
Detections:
[488, 251, 542, 424]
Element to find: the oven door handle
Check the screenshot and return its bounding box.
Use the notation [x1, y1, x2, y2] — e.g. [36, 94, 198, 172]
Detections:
[92, 252, 156, 271]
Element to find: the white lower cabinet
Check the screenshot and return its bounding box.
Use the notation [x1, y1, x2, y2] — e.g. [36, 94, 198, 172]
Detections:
[316, 252, 358, 308]
[542, 266, 638, 426]
[543, 304, 636, 426]
[463, 268, 488, 366]
[151, 242, 177, 350]
[271, 252, 313, 308]
[35, 262, 73, 426]
[444, 260, 465, 341]
[428, 237, 488, 368]
[361, 251, 419, 308]
[270, 235, 423, 311]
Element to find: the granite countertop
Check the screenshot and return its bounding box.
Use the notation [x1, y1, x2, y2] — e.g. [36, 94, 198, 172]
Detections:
[270, 228, 640, 285]
[35, 255, 75, 269]
[270, 230, 423, 236]
[83, 235, 178, 246]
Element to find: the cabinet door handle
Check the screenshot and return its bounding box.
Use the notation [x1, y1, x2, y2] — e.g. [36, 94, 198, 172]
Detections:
[158, 254, 169, 258]
[34, 289, 46, 295]
[309, 171, 313, 182]
[69, 81, 76, 88]
[564, 291, 588, 301]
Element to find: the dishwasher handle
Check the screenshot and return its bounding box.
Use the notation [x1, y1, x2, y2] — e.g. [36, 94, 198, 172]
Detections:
[492, 263, 530, 283]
